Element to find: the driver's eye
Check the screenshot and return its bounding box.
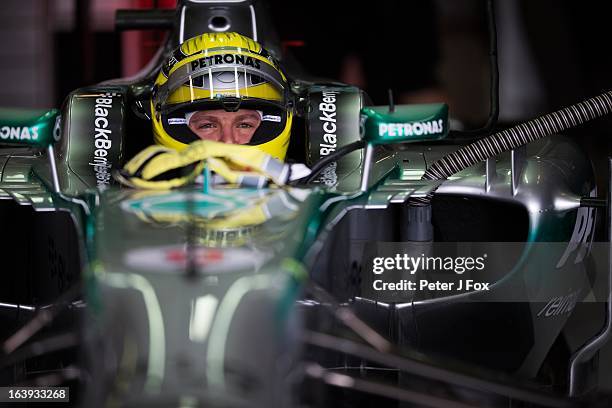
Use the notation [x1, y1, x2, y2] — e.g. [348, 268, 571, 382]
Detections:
[196, 122, 216, 129]
[237, 123, 254, 128]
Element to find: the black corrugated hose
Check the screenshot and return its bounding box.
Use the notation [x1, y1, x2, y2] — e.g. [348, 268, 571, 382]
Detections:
[409, 90, 612, 207]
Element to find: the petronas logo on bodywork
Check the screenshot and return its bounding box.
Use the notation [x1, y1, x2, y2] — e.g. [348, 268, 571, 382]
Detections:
[378, 119, 444, 137]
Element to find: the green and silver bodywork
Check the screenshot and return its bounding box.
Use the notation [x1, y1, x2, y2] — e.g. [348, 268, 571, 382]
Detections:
[0, 92, 600, 405]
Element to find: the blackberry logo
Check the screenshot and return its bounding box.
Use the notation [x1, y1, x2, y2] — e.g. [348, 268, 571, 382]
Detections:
[89, 93, 118, 188]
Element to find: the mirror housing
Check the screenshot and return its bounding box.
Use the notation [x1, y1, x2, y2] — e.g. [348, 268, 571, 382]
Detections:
[0, 108, 60, 148]
[361, 103, 449, 145]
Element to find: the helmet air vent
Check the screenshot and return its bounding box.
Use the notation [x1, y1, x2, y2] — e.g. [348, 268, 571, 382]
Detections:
[208, 15, 231, 32]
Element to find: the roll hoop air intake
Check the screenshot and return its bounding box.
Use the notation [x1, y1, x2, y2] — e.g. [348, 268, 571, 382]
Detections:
[409, 90, 612, 207]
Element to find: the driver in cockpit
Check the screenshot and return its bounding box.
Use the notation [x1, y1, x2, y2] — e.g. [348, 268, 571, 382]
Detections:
[118, 32, 311, 190]
[151, 32, 293, 161]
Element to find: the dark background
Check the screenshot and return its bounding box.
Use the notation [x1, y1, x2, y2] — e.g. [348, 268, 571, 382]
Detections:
[2, 0, 612, 126]
[1, 1, 611, 224]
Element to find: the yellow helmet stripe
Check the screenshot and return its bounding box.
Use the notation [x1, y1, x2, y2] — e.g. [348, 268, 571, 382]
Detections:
[180, 33, 262, 56]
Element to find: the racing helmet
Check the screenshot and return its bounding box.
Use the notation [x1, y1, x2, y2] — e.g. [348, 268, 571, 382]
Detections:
[152, 33, 293, 161]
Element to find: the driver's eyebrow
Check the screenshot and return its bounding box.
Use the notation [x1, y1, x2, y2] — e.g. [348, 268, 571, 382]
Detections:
[190, 113, 260, 122]
[234, 113, 261, 121]
[191, 114, 220, 122]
